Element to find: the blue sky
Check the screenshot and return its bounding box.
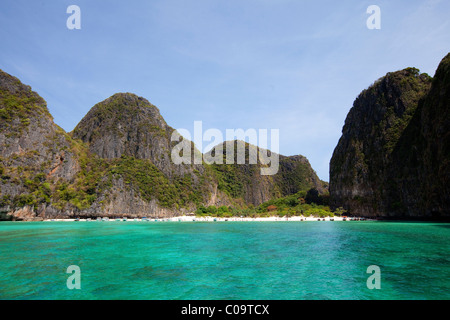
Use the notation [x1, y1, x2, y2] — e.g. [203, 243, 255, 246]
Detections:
[0, 0, 449, 181]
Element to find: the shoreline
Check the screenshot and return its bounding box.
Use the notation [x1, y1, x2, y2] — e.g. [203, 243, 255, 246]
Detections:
[41, 216, 367, 222]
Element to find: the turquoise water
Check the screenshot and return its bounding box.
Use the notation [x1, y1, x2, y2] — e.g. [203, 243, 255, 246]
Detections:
[0, 221, 449, 300]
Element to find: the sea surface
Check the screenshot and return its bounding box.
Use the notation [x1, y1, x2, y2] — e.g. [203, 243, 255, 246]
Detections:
[0, 221, 449, 300]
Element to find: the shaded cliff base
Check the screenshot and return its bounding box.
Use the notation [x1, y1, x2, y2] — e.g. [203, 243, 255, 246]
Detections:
[366, 216, 450, 222]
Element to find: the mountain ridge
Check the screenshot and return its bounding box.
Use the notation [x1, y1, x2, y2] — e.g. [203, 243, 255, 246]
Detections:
[0, 72, 324, 220]
[330, 52, 450, 219]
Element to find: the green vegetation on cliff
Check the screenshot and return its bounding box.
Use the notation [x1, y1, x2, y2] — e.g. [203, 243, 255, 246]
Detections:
[196, 188, 333, 218]
[1, 69, 326, 220]
[207, 141, 325, 206]
[106, 156, 205, 208]
[330, 53, 450, 218]
[0, 73, 50, 136]
[1, 148, 208, 212]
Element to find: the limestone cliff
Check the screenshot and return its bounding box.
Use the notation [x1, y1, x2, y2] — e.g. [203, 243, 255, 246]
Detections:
[1, 69, 326, 220]
[207, 140, 326, 206]
[330, 53, 450, 218]
[0, 69, 81, 220]
[72, 93, 193, 177]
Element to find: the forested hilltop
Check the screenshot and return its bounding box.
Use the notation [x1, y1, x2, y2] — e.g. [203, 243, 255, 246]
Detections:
[0, 70, 325, 221]
[330, 52, 450, 219]
[3, 53, 448, 221]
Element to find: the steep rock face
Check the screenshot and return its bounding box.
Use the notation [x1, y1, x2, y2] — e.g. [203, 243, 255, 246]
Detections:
[0, 69, 80, 218]
[388, 53, 450, 217]
[277, 155, 326, 196]
[72, 93, 187, 177]
[0, 73, 212, 220]
[419, 53, 450, 215]
[330, 53, 450, 218]
[0, 69, 326, 220]
[0, 70, 78, 180]
[70, 93, 217, 217]
[207, 141, 325, 206]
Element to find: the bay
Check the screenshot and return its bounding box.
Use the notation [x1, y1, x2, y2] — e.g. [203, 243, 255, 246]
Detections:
[0, 221, 449, 300]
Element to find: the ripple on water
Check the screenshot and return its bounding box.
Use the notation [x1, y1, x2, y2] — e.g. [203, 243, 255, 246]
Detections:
[0, 221, 449, 299]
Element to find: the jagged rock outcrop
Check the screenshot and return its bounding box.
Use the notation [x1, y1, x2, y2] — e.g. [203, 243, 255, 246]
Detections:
[330, 53, 450, 218]
[277, 154, 326, 196]
[206, 140, 326, 206]
[70, 92, 220, 217]
[388, 53, 450, 217]
[0, 70, 79, 180]
[0, 73, 208, 220]
[72, 93, 191, 177]
[1, 69, 326, 220]
[0, 69, 81, 220]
